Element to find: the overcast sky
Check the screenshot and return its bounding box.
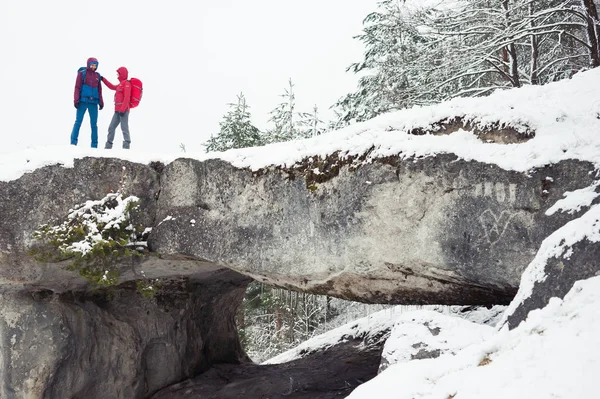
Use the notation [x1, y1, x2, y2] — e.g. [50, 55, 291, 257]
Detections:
[0, 0, 379, 153]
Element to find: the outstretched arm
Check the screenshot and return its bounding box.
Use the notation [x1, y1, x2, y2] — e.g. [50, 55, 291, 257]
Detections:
[102, 76, 117, 90]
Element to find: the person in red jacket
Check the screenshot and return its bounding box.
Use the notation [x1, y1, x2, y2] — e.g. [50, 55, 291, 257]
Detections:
[102, 67, 132, 149]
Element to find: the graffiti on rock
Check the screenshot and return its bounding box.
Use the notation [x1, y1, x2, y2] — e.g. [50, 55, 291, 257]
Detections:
[473, 182, 518, 204]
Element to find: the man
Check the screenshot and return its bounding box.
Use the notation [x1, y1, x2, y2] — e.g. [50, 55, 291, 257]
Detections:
[70, 57, 104, 148]
[102, 67, 132, 149]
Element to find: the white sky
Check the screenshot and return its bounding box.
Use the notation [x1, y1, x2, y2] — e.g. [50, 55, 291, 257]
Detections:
[0, 0, 379, 154]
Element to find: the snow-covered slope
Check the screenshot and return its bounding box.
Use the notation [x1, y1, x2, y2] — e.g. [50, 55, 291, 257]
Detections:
[347, 275, 600, 399]
[499, 199, 600, 327]
[264, 305, 504, 366]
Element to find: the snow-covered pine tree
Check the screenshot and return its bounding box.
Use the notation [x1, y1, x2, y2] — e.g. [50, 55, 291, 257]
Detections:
[333, 0, 429, 126]
[263, 78, 302, 143]
[204, 93, 263, 152]
[420, 0, 599, 95]
[333, 0, 600, 127]
[297, 105, 325, 138]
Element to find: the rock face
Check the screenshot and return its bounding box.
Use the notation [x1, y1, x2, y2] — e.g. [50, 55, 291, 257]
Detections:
[0, 158, 252, 398]
[0, 154, 597, 398]
[150, 156, 596, 305]
[1, 156, 595, 304]
[0, 273, 249, 399]
[504, 232, 600, 329]
[151, 338, 383, 399]
[0, 157, 159, 290]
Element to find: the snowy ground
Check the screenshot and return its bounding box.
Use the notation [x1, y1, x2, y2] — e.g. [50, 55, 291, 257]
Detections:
[347, 275, 600, 399]
[3, 66, 600, 399]
[264, 305, 504, 366]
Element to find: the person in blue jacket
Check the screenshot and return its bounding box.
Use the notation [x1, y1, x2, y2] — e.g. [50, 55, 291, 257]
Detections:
[70, 57, 104, 148]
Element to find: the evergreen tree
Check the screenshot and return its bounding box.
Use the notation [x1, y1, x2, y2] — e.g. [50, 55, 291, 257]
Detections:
[263, 79, 301, 143]
[333, 0, 430, 126]
[333, 0, 600, 127]
[298, 105, 325, 138]
[204, 93, 263, 152]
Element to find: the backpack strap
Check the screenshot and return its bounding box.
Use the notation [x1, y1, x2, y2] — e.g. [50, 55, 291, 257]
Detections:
[81, 69, 101, 84]
[78, 70, 86, 100]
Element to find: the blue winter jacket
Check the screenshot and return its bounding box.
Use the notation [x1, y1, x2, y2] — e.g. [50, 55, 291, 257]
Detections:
[74, 58, 104, 107]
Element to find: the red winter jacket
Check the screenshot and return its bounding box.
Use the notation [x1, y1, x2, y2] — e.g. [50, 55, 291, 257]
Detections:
[102, 67, 132, 113]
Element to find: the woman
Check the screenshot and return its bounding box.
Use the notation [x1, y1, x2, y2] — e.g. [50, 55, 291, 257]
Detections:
[102, 67, 132, 149]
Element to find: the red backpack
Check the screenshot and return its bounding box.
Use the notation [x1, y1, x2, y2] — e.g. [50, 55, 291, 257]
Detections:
[129, 78, 143, 108]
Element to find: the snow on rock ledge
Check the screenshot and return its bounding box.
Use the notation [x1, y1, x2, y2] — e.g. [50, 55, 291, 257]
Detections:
[378, 310, 496, 373]
[499, 185, 600, 329]
[347, 275, 600, 399]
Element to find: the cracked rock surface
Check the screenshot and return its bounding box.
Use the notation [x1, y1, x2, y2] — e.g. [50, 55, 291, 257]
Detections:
[150, 156, 595, 305]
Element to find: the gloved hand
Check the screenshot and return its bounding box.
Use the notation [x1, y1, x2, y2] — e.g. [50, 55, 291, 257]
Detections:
[74, 102, 79, 109]
[99, 104, 104, 110]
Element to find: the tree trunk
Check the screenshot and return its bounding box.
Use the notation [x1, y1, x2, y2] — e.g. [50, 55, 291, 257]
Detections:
[276, 307, 281, 337]
[503, 0, 521, 87]
[582, 0, 600, 67]
[508, 43, 520, 87]
[502, 47, 510, 76]
[529, 3, 539, 84]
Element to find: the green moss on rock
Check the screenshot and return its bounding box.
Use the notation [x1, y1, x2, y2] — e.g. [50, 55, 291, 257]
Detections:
[30, 192, 157, 297]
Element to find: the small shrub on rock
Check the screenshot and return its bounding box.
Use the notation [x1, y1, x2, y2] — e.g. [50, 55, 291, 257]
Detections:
[31, 192, 158, 296]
